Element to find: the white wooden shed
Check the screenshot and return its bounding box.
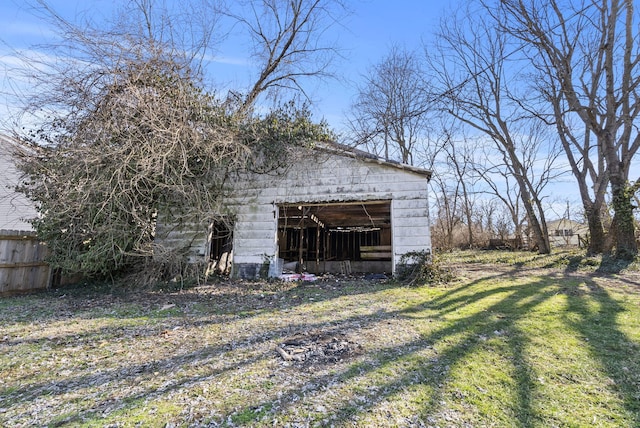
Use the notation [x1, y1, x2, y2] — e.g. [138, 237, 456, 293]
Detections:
[157, 142, 432, 278]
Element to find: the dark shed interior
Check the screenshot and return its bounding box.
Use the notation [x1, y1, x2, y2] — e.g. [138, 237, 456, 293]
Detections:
[277, 201, 392, 274]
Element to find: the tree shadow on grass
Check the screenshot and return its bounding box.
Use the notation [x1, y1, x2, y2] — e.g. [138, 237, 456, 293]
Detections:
[4, 270, 639, 427]
[562, 278, 640, 426]
[388, 276, 555, 426]
[0, 277, 433, 426]
[219, 270, 640, 427]
[213, 272, 559, 427]
[2, 270, 543, 426]
[0, 276, 400, 325]
[0, 277, 402, 359]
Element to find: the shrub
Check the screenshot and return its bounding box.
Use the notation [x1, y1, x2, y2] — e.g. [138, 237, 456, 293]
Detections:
[396, 250, 456, 285]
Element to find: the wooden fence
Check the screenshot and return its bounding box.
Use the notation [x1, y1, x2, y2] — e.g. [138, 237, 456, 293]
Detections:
[0, 230, 51, 295]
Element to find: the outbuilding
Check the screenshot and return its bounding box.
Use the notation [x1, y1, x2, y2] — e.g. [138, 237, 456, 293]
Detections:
[156, 142, 432, 278]
[0, 135, 37, 232]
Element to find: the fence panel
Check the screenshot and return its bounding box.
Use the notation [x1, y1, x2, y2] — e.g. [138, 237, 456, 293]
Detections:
[0, 230, 51, 295]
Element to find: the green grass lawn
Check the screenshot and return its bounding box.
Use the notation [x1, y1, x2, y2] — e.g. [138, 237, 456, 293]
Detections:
[1, 251, 639, 427]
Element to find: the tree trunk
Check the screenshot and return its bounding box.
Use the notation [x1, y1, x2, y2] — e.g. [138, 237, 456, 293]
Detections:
[584, 202, 606, 255]
[516, 193, 549, 254]
[466, 216, 474, 249]
[503, 137, 551, 254]
[610, 177, 638, 259]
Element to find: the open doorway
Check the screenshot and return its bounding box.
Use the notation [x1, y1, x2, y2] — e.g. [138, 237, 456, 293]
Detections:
[277, 201, 392, 274]
[208, 219, 233, 275]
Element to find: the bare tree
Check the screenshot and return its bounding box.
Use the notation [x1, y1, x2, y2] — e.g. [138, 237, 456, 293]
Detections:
[347, 46, 432, 165]
[427, 123, 483, 250]
[474, 198, 499, 242]
[430, 170, 463, 250]
[230, 0, 347, 112]
[540, 80, 609, 254]
[472, 143, 527, 246]
[476, 116, 565, 246]
[440, 133, 480, 248]
[427, 4, 561, 253]
[496, 0, 640, 258]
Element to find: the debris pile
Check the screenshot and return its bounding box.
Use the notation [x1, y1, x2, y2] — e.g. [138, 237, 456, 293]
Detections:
[275, 331, 362, 364]
[279, 273, 317, 282]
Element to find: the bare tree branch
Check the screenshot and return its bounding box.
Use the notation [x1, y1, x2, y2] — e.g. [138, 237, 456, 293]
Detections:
[230, 0, 347, 112]
[427, 4, 559, 253]
[347, 46, 433, 165]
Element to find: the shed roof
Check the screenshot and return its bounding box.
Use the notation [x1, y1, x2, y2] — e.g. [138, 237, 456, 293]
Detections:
[316, 141, 432, 180]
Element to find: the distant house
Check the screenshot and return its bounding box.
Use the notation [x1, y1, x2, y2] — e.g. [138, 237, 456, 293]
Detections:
[548, 218, 587, 247]
[0, 136, 52, 294]
[0, 135, 36, 232]
[156, 142, 432, 279]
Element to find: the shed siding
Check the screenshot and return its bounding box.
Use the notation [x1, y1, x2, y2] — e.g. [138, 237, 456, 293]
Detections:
[392, 198, 431, 267]
[227, 151, 430, 276]
[155, 149, 431, 277]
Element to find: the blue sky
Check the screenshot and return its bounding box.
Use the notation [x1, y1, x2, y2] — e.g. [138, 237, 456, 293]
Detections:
[0, 0, 452, 133]
[2, 0, 615, 218]
[0, 0, 588, 218]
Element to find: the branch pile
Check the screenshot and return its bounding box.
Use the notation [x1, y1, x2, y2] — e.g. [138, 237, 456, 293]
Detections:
[275, 330, 362, 365]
